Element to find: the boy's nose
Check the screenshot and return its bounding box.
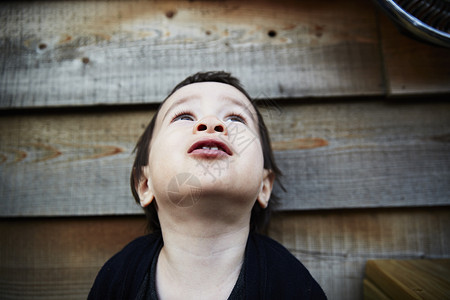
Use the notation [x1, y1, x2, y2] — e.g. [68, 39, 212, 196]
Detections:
[193, 116, 228, 135]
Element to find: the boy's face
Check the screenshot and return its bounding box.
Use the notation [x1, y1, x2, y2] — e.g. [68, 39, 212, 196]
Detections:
[139, 82, 273, 213]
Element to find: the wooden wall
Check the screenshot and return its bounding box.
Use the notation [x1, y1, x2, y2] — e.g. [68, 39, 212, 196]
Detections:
[1, 0, 449, 299]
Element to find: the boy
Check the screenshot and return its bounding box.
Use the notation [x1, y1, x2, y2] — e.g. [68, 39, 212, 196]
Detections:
[88, 71, 326, 299]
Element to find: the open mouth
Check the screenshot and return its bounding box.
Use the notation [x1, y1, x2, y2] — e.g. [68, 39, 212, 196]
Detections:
[187, 139, 233, 156]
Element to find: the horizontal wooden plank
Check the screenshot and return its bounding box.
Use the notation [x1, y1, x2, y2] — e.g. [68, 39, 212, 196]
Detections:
[379, 13, 450, 96]
[0, 216, 147, 300]
[365, 259, 450, 299]
[268, 207, 450, 299]
[0, 207, 448, 299]
[0, 0, 384, 108]
[0, 101, 449, 216]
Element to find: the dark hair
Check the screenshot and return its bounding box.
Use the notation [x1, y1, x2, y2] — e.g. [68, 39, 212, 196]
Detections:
[131, 71, 283, 233]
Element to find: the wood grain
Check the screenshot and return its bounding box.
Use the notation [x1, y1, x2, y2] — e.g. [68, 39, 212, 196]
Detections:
[0, 216, 147, 300]
[1, 101, 449, 216]
[365, 259, 450, 299]
[0, 207, 448, 299]
[268, 207, 450, 300]
[0, 0, 383, 108]
[378, 13, 450, 96]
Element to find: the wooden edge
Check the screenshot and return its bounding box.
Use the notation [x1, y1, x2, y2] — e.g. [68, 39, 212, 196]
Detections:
[363, 279, 391, 300]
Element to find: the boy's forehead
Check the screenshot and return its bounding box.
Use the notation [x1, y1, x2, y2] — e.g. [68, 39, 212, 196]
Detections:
[158, 82, 256, 119]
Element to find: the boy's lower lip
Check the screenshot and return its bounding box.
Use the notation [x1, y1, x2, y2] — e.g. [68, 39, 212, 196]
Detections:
[189, 148, 229, 159]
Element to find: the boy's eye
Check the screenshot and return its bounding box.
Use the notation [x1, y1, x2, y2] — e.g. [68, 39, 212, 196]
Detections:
[173, 113, 195, 122]
[226, 114, 246, 124]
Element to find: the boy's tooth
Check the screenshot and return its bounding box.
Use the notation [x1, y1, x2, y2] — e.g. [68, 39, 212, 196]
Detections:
[200, 145, 220, 150]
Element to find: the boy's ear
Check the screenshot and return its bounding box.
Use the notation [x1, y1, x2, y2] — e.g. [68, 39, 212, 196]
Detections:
[257, 169, 275, 209]
[135, 166, 154, 208]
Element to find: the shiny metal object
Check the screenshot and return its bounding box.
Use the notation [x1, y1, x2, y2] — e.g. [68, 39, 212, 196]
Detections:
[375, 0, 450, 47]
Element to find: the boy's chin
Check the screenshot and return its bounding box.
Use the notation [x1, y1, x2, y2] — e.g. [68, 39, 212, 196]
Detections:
[160, 166, 260, 209]
[164, 185, 256, 210]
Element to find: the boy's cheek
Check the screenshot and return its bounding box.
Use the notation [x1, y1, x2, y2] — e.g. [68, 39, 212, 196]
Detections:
[224, 125, 260, 156]
[231, 137, 262, 160]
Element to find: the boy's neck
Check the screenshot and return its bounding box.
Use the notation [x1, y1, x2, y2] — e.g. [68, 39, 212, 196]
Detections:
[156, 221, 250, 299]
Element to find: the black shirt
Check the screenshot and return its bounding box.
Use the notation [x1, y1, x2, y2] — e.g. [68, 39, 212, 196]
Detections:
[88, 232, 327, 300]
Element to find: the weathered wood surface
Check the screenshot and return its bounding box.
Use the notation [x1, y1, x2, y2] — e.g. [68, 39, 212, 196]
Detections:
[0, 101, 449, 216]
[268, 208, 450, 300]
[0, 208, 448, 299]
[0, 216, 147, 300]
[0, 0, 385, 108]
[364, 259, 450, 299]
[378, 13, 450, 97]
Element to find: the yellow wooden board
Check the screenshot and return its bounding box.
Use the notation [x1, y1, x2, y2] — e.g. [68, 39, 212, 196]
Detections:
[363, 279, 391, 300]
[365, 259, 450, 299]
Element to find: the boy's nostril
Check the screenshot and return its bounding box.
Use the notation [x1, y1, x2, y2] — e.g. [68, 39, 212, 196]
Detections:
[214, 125, 224, 132]
[197, 124, 207, 131]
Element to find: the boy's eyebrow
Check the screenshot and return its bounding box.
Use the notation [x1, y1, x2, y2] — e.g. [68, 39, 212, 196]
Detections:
[162, 95, 200, 121]
[162, 94, 257, 123]
[221, 96, 257, 123]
